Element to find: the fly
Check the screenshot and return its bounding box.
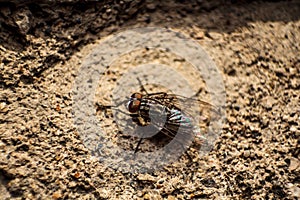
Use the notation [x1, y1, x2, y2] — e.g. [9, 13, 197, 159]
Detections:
[124, 92, 214, 153]
[96, 82, 219, 154]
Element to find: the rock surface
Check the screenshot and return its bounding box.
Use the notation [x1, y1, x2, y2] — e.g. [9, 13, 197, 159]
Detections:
[0, 0, 299, 199]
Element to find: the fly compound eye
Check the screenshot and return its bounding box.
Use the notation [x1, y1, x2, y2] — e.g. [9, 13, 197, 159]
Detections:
[127, 100, 141, 113]
[131, 93, 143, 99]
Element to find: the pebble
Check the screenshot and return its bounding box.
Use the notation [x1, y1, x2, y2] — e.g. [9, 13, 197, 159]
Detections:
[243, 150, 251, 158]
[146, 3, 156, 11]
[52, 191, 62, 200]
[0, 102, 8, 113]
[293, 186, 300, 198]
[137, 174, 157, 182]
[143, 193, 150, 199]
[289, 126, 297, 132]
[289, 157, 300, 171]
[13, 7, 32, 35]
[167, 195, 176, 200]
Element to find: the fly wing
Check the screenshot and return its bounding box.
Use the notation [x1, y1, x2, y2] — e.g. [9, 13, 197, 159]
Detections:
[144, 92, 221, 135]
[149, 108, 195, 149]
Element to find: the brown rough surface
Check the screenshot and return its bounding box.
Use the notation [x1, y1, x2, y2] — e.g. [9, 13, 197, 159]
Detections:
[0, 0, 299, 199]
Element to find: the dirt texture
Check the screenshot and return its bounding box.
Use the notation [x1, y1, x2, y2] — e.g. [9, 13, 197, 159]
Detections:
[0, 0, 299, 199]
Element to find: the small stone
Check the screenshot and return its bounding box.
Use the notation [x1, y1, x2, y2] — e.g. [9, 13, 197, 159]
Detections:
[289, 67, 297, 74]
[224, 132, 232, 138]
[0, 102, 8, 113]
[143, 193, 150, 199]
[73, 172, 81, 179]
[262, 96, 276, 110]
[0, 140, 5, 148]
[13, 8, 32, 35]
[146, 3, 156, 11]
[167, 195, 176, 200]
[52, 191, 62, 200]
[31, 126, 38, 133]
[206, 32, 222, 40]
[68, 181, 77, 188]
[190, 31, 205, 40]
[289, 157, 300, 171]
[99, 188, 109, 199]
[137, 174, 156, 182]
[55, 104, 61, 112]
[157, 178, 165, 184]
[243, 150, 251, 158]
[227, 116, 236, 123]
[290, 126, 297, 132]
[290, 185, 300, 198]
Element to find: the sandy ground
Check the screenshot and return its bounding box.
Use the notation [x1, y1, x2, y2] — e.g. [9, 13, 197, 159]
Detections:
[0, 0, 299, 199]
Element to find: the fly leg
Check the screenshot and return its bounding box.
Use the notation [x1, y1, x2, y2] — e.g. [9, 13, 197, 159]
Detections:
[134, 138, 144, 154]
[95, 99, 130, 117]
[136, 78, 174, 106]
[133, 124, 160, 154]
[136, 78, 169, 98]
[133, 124, 153, 154]
[137, 77, 149, 95]
[190, 88, 202, 98]
[95, 103, 113, 117]
[133, 129, 147, 157]
[96, 98, 128, 110]
[156, 123, 194, 162]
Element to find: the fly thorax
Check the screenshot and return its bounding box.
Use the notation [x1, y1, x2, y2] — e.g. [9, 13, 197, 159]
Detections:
[139, 100, 168, 127]
[138, 100, 151, 117]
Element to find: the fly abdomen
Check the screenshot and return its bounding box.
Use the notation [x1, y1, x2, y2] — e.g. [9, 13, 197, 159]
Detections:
[168, 109, 193, 128]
